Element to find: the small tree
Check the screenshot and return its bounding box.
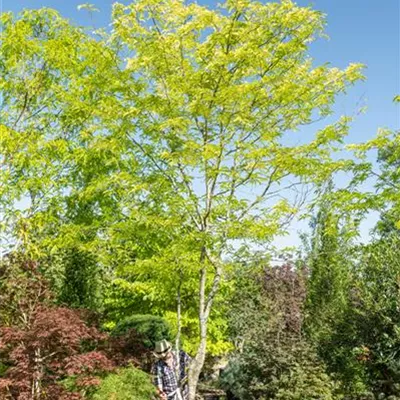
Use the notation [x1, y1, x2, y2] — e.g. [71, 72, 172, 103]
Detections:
[58, 247, 103, 311]
[0, 258, 114, 399]
[304, 181, 355, 349]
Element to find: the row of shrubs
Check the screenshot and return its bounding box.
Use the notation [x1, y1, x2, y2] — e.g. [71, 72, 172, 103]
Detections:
[216, 236, 400, 400]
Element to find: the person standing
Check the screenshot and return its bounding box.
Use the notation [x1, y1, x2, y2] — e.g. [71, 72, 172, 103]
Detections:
[151, 340, 191, 400]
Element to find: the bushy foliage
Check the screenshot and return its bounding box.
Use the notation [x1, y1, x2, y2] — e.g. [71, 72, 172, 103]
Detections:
[302, 192, 400, 398]
[58, 247, 103, 311]
[222, 341, 338, 400]
[105, 330, 149, 372]
[302, 196, 363, 396]
[112, 314, 171, 349]
[305, 201, 352, 343]
[323, 237, 400, 398]
[0, 257, 115, 399]
[92, 366, 156, 400]
[221, 263, 339, 400]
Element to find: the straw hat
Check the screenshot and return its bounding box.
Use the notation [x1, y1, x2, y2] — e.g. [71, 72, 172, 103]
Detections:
[154, 339, 172, 357]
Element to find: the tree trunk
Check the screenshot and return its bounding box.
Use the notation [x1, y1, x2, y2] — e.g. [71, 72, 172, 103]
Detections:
[175, 269, 182, 382]
[32, 347, 43, 400]
[188, 257, 207, 400]
[187, 244, 223, 400]
[188, 333, 207, 400]
[188, 252, 222, 400]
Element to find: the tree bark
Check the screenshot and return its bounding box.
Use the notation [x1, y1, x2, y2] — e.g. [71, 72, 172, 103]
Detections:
[188, 251, 222, 400]
[175, 269, 182, 382]
[32, 347, 43, 400]
[188, 253, 207, 400]
[188, 323, 207, 400]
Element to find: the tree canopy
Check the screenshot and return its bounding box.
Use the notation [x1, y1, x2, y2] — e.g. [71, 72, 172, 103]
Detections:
[1, 1, 397, 399]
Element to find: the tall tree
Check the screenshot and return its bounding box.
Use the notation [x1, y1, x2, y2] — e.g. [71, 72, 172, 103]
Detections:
[0, 8, 141, 321]
[1, 2, 363, 396]
[303, 97, 400, 396]
[110, 1, 362, 396]
[305, 181, 354, 343]
[0, 8, 138, 257]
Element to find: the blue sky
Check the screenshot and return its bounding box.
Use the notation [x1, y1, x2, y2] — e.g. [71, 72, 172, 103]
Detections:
[2, 0, 399, 248]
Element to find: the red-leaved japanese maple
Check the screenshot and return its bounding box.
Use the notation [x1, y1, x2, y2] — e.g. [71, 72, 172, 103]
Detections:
[0, 257, 114, 399]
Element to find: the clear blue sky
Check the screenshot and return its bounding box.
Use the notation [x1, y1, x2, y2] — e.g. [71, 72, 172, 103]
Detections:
[2, 0, 399, 248]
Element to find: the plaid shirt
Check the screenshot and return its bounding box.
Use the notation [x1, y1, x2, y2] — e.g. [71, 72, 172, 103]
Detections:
[151, 350, 191, 399]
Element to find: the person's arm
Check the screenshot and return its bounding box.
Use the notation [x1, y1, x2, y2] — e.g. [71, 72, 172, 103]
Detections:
[151, 363, 167, 399]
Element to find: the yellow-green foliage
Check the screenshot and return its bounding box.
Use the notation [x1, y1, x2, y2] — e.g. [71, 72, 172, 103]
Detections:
[92, 366, 156, 400]
[1, 0, 364, 380]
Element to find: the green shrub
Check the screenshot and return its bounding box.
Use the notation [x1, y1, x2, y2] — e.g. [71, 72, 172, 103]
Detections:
[92, 366, 156, 400]
[112, 314, 171, 349]
[310, 236, 400, 398]
[58, 248, 103, 311]
[221, 340, 340, 400]
[222, 263, 340, 399]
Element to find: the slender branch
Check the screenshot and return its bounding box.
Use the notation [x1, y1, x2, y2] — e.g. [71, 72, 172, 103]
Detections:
[370, 170, 400, 190]
[177, 162, 203, 223]
[13, 92, 29, 128]
[22, 104, 49, 123]
[237, 166, 280, 221]
[127, 133, 203, 230]
[203, 132, 225, 226]
[127, 134, 174, 184]
[199, 247, 207, 323]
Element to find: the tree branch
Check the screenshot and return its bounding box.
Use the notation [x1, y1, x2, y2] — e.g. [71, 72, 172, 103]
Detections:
[237, 166, 280, 221]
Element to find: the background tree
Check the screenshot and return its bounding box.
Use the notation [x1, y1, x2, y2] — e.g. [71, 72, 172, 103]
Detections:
[56, 248, 103, 311]
[303, 181, 354, 352]
[0, 7, 140, 258]
[301, 97, 400, 398]
[222, 262, 338, 400]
